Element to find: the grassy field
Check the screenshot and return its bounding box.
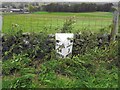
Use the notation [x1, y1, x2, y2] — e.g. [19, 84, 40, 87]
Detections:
[2, 11, 113, 34]
[2, 12, 118, 88]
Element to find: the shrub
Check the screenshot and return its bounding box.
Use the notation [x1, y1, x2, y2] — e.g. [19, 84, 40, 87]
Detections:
[2, 29, 111, 61]
[2, 30, 55, 61]
[60, 17, 76, 33]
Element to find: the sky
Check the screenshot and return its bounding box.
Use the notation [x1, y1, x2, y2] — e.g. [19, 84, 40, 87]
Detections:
[0, 0, 119, 2]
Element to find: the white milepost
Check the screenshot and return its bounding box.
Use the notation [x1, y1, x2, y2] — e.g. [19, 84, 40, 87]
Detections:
[55, 33, 74, 58]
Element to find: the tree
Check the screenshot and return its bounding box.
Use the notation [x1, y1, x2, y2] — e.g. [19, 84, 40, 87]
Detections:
[103, 3, 113, 12]
[96, 3, 113, 12]
[19, 3, 24, 9]
[28, 4, 34, 13]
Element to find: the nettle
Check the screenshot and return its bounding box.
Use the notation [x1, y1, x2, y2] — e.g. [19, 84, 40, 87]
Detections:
[2, 54, 31, 75]
[11, 74, 36, 88]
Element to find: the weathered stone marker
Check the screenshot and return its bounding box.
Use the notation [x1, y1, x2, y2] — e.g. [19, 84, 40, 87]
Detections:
[55, 33, 74, 58]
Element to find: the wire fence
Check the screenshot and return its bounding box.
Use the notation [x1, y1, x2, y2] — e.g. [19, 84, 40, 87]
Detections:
[2, 13, 113, 34]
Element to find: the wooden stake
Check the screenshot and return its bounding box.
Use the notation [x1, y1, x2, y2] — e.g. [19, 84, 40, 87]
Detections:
[0, 2, 2, 90]
[118, 1, 120, 33]
[110, 9, 119, 42]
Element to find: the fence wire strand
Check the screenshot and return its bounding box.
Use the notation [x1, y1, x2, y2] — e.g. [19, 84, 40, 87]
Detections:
[2, 13, 113, 34]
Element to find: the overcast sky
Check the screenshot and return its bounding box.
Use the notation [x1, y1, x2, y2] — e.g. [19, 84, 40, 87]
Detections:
[0, 0, 119, 2]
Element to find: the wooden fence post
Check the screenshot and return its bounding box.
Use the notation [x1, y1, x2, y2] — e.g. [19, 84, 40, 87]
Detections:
[0, 1, 2, 89]
[110, 8, 119, 42]
[118, 1, 120, 33]
[0, 5, 1, 53]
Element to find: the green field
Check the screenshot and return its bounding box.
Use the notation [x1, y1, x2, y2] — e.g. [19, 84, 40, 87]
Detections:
[2, 12, 118, 88]
[2, 11, 113, 34]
